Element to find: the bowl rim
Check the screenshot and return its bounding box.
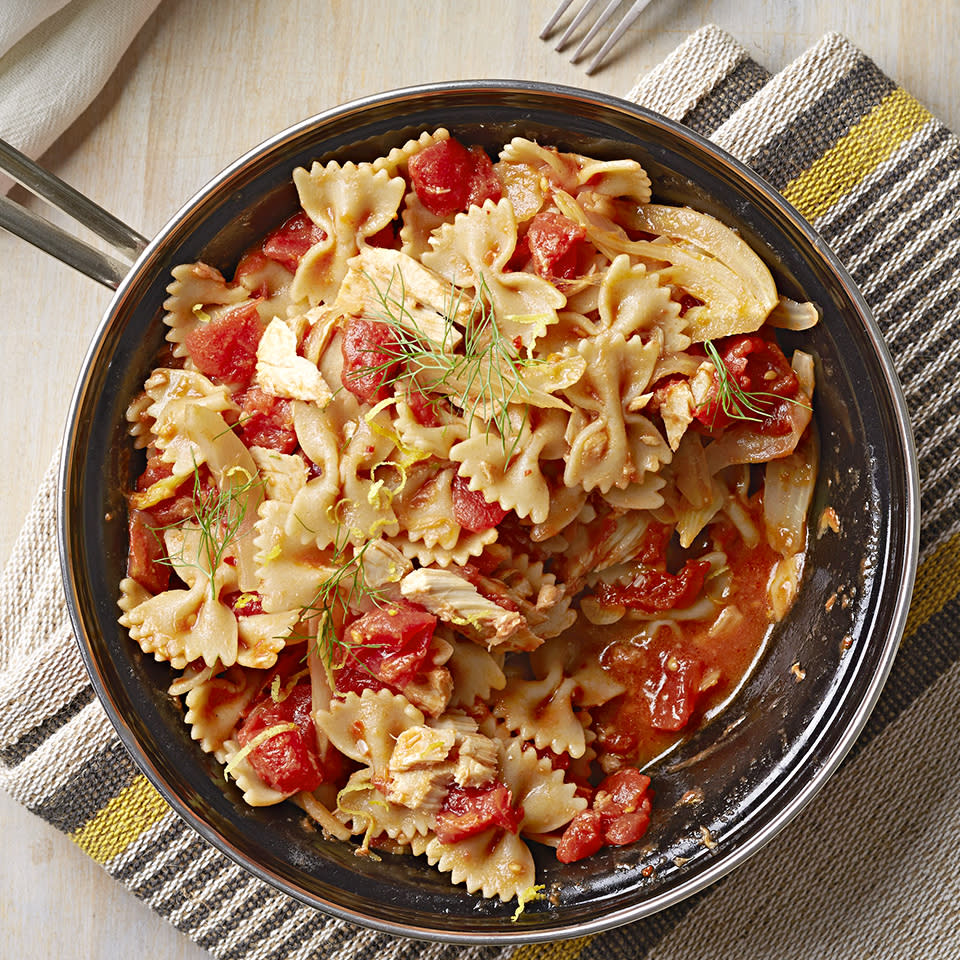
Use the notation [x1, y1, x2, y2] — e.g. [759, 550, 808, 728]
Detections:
[58, 78, 921, 944]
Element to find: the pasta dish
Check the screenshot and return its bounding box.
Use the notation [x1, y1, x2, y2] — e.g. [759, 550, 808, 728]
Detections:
[118, 129, 818, 906]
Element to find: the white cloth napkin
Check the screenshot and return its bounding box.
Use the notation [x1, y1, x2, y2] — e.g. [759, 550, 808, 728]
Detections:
[0, 0, 161, 174]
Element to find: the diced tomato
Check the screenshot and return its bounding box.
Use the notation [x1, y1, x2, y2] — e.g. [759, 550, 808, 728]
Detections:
[403, 382, 441, 427]
[126, 509, 170, 594]
[340, 317, 402, 404]
[261, 210, 326, 273]
[334, 601, 437, 696]
[132, 454, 194, 526]
[594, 559, 710, 613]
[695, 334, 800, 435]
[408, 137, 501, 217]
[645, 648, 704, 732]
[184, 301, 264, 386]
[506, 232, 531, 272]
[233, 249, 271, 298]
[236, 681, 327, 794]
[635, 521, 673, 568]
[236, 386, 297, 453]
[464, 145, 503, 209]
[525, 211, 588, 280]
[451, 474, 508, 532]
[604, 810, 652, 845]
[434, 782, 522, 844]
[677, 293, 704, 316]
[366, 222, 398, 249]
[223, 590, 264, 617]
[557, 768, 653, 862]
[597, 768, 652, 813]
[556, 810, 605, 863]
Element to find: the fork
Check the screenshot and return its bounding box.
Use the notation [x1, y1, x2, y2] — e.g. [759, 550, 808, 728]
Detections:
[540, 0, 653, 74]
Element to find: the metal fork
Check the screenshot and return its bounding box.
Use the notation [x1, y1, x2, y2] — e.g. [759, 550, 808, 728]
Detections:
[540, 0, 653, 74]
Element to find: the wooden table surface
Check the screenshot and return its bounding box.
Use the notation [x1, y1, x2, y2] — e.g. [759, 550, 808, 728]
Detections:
[0, 1, 955, 956]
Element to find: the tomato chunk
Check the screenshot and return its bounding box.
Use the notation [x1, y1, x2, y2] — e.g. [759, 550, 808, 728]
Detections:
[403, 382, 441, 427]
[334, 601, 437, 696]
[451, 474, 508, 532]
[223, 590, 264, 616]
[261, 210, 327, 272]
[236, 386, 297, 453]
[340, 317, 402, 404]
[434, 782, 522, 844]
[556, 810, 605, 862]
[408, 138, 501, 217]
[184, 301, 264, 386]
[556, 768, 653, 863]
[695, 334, 800, 435]
[236, 681, 326, 793]
[525, 211, 588, 280]
[126, 509, 169, 594]
[593, 559, 710, 613]
[645, 648, 704, 732]
[464, 145, 503, 209]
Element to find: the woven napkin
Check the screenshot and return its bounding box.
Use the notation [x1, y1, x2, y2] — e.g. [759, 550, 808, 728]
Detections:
[0, 0, 161, 192]
[3, 24, 959, 960]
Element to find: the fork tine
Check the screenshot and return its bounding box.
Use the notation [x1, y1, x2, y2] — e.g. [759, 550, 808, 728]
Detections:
[584, 0, 653, 74]
[554, 0, 605, 51]
[539, 0, 576, 39]
[570, 0, 625, 63]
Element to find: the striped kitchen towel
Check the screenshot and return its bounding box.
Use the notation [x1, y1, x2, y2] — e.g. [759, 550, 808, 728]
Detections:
[2, 24, 959, 960]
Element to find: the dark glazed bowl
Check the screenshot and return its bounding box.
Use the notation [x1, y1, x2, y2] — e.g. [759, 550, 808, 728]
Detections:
[59, 81, 919, 943]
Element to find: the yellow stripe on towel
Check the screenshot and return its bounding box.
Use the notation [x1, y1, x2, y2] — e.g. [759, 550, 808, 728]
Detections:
[904, 532, 960, 640]
[70, 774, 169, 864]
[782, 87, 932, 223]
[511, 935, 595, 960]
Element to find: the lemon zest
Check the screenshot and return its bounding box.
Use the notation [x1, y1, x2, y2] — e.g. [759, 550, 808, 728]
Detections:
[129, 473, 187, 510]
[511, 884, 546, 921]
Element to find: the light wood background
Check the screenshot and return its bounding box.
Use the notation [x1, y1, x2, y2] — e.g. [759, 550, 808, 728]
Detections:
[0, 1, 955, 956]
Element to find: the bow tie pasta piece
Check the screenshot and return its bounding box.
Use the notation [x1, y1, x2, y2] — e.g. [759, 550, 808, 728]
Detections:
[422, 198, 566, 349]
[493, 661, 588, 760]
[217, 738, 293, 807]
[500, 737, 587, 836]
[184, 665, 261, 753]
[336, 768, 434, 844]
[119, 569, 239, 669]
[562, 331, 667, 494]
[398, 192, 447, 260]
[125, 368, 238, 451]
[446, 636, 506, 708]
[290, 161, 406, 306]
[449, 406, 567, 526]
[316, 689, 425, 782]
[499, 137, 651, 207]
[598, 254, 690, 353]
[423, 824, 535, 903]
[152, 399, 264, 591]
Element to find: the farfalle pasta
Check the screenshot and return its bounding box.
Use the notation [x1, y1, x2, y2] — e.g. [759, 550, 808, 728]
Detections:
[119, 130, 819, 907]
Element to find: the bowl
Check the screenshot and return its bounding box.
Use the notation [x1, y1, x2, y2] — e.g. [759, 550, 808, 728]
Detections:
[58, 81, 919, 943]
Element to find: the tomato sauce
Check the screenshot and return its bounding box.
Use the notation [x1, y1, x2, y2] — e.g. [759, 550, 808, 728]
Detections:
[593, 520, 781, 769]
